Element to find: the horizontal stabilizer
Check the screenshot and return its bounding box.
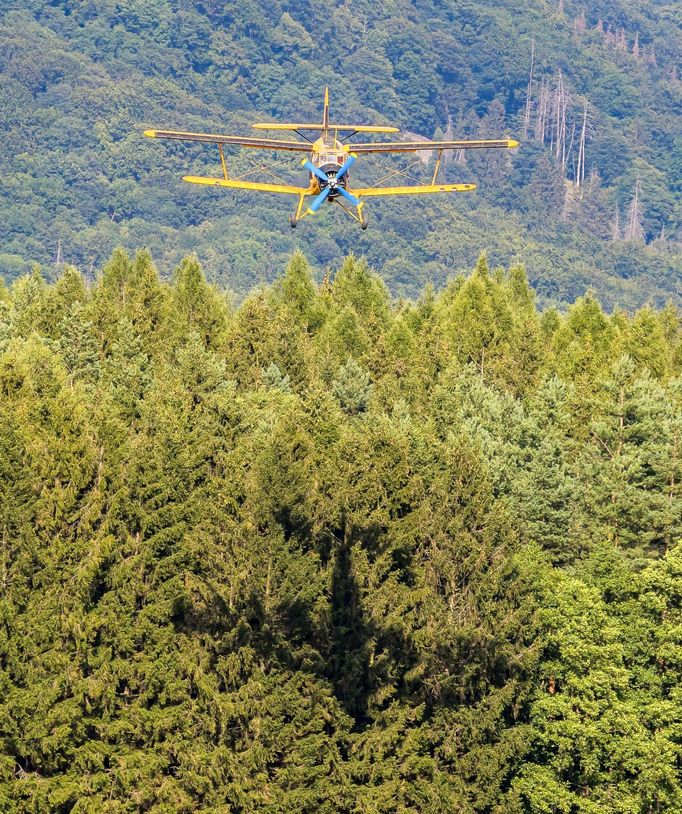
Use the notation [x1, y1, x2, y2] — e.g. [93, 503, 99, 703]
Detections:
[252, 123, 399, 133]
[183, 176, 309, 195]
[353, 183, 476, 197]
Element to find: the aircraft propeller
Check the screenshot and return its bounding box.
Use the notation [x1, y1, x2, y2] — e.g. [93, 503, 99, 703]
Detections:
[303, 154, 359, 212]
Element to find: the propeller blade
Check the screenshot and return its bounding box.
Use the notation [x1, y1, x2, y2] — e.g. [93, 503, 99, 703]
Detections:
[308, 185, 331, 212]
[301, 159, 328, 182]
[336, 186, 359, 207]
[335, 153, 356, 180]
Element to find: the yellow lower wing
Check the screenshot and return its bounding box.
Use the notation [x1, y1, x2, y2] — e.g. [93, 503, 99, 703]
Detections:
[183, 176, 310, 195]
[353, 183, 476, 197]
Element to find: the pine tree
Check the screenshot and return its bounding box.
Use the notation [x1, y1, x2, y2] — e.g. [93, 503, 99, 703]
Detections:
[275, 250, 318, 329]
[171, 255, 228, 349]
[4, 248, 682, 811]
[581, 355, 673, 554]
[625, 305, 671, 378]
[262, 361, 291, 393]
[332, 255, 390, 327]
[513, 376, 583, 562]
[332, 357, 373, 414]
[58, 302, 100, 388]
[8, 265, 50, 338]
[105, 316, 151, 417]
[510, 543, 671, 813]
[548, 291, 615, 389]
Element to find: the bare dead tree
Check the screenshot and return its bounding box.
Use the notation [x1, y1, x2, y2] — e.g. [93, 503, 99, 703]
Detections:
[550, 71, 569, 168]
[575, 98, 588, 187]
[611, 207, 621, 241]
[523, 38, 535, 138]
[624, 179, 645, 241]
[566, 119, 576, 175]
[535, 76, 550, 143]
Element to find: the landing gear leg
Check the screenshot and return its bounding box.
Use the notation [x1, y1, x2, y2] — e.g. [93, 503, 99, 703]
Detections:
[333, 197, 368, 228]
[290, 193, 307, 228]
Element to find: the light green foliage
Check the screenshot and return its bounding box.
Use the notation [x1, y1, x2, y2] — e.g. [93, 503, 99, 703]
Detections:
[262, 361, 291, 394]
[1, 250, 682, 811]
[332, 357, 373, 415]
[58, 302, 100, 388]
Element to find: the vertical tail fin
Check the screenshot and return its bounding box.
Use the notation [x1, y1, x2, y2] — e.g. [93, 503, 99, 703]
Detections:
[322, 86, 330, 135]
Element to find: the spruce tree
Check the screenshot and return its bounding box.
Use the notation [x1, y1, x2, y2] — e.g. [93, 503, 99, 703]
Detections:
[274, 250, 318, 329]
[58, 302, 100, 388]
[581, 355, 673, 555]
[332, 357, 373, 415]
[514, 376, 584, 562]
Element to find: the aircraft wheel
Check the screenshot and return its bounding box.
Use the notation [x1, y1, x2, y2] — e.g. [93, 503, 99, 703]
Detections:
[360, 212, 369, 230]
[290, 214, 297, 228]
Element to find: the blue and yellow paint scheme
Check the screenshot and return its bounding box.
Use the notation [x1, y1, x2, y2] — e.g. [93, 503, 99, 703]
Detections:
[144, 87, 518, 229]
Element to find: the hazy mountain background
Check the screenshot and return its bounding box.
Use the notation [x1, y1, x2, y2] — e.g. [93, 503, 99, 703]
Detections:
[0, 0, 680, 306]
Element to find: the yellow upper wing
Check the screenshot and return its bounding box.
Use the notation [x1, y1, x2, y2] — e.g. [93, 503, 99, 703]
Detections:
[352, 183, 476, 197]
[144, 129, 311, 151]
[252, 123, 399, 133]
[347, 138, 519, 153]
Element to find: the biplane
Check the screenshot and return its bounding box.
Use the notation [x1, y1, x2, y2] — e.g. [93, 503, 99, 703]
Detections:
[144, 88, 518, 229]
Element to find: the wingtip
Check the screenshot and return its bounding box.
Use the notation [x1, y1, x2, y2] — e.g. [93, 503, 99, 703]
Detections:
[508, 139, 520, 148]
[143, 129, 157, 138]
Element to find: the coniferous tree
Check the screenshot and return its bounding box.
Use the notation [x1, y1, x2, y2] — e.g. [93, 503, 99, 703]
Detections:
[581, 355, 673, 555]
[262, 361, 292, 393]
[274, 250, 319, 329]
[58, 302, 100, 388]
[105, 316, 151, 418]
[332, 357, 373, 415]
[171, 255, 228, 349]
[3, 248, 682, 812]
[514, 376, 583, 562]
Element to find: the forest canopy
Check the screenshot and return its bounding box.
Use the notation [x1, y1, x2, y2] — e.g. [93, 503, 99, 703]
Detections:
[1, 249, 682, 812]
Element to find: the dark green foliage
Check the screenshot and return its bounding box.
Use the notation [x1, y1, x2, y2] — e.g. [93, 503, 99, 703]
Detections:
[1, 250, 682, 811]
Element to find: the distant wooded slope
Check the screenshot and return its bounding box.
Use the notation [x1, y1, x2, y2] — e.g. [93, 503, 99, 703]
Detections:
[0, 0, 680, 307]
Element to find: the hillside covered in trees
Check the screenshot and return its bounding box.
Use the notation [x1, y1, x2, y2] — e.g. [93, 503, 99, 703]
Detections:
[0, 0, 681, 307]
[2, 249, 682, 812]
